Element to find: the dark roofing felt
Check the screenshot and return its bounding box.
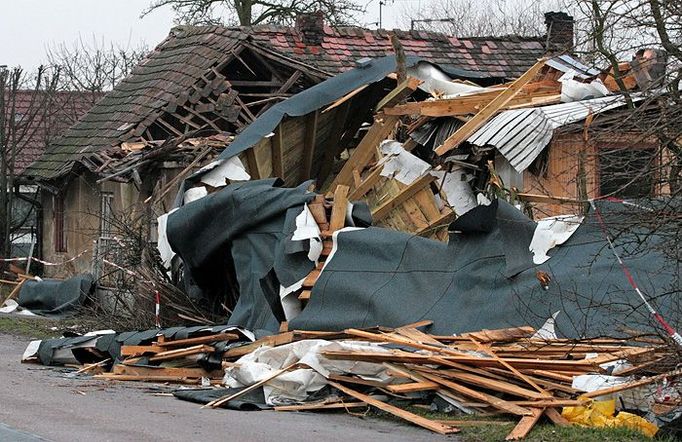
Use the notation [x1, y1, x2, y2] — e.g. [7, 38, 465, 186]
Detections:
[24, 25, 545, 181]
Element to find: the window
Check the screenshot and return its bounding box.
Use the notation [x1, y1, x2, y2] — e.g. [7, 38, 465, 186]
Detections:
[99, 192, 114, 239]
[599, 147, 656, 199]
[54, 193, 67, 253]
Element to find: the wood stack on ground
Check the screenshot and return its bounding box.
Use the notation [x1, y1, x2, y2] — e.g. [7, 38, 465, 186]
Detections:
[56, 322, 678, 439]
[95, 331, 242, 384]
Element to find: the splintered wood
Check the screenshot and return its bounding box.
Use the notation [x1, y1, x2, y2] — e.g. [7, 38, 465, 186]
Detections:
[70, 322, 674, 440]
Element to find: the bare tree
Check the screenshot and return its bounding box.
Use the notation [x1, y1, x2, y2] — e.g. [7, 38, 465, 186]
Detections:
[400, 0, 561, 36]
[46, 37, 148, 96]
[143, 0, 363, 26]
[0, 66, 61, 261]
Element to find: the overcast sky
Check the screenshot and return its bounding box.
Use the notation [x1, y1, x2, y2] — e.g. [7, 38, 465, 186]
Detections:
[0, 0, 422, 72]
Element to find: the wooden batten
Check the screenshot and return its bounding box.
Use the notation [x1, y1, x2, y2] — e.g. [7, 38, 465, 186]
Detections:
[271, 125, 284, 179]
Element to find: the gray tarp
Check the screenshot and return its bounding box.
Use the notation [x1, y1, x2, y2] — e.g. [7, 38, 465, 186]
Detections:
[290, 199, 680, 337]
[167, 180, 680, 338]
[167, 179, 317, 330]
[17, 273, 94, 315]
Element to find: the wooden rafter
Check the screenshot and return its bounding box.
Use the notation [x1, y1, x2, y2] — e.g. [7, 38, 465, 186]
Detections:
[434, 59, 547, 156]
[331, 113, 399, 190]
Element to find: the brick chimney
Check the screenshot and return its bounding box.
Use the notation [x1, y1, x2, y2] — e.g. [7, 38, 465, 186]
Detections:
[544, 11, 574, 54]
[296, 11, 325, 45]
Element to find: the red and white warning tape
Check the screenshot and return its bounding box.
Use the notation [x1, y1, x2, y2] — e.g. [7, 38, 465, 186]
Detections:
[590, 199, 682, 347]
[0, 249, 90, 266]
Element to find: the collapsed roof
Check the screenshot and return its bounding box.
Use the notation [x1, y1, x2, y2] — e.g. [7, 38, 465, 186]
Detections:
[23, 23, 548, 182]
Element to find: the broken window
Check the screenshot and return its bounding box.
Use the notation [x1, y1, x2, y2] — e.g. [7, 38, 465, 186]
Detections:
[54, 193, 67, 253]
[598, 147, 656, 198]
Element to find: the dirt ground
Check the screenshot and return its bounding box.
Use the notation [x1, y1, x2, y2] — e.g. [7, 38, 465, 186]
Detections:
[0, 332, 455, 442]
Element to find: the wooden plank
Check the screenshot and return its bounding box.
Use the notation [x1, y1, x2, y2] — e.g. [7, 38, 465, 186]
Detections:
[328, 374, 389, 388]
[420, 367, 546, 400]
[204, 362, 297, 408]
[274, 401, 367, 411]
[329, 185, 349, 232]
[321, 349, 600, 371]
[434, 59, 547, 155]
[328, 381, 459, 435]
[372, 174, 437, 222]
[112, 364, 216, 378]
[348, 167, 384, 200]
[544, 408, 570, 426]
[384, 90, 560, 117]
[95, 374, 219, 384]
[223, 332, 295, 359]
[120, 345, 160, 357]
[271, 125, 284, 179]
[505, 408, 544, 440]
[253, 137, 273, 178]
[155, 333, 239, 348]
[416, 210, 456, 237]
[467, 337, 549, 396]
[0, 279, 25, 306]
[416, 371, 532, 416]
[330, 113, 399, 189]
[387, 381, 439, 393]
[301, 110, 319, 181]
[245, 147, 261, 180]
[148, 344, 215, 362]
[375, 76, 421, 111]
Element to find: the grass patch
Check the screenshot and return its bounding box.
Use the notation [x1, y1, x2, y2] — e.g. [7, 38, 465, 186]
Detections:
[0, 315, 101, 340]
[370, 405, 673, 441]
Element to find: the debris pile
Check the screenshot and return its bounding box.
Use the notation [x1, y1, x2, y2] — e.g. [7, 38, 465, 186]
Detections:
[24, 322, 680, 438]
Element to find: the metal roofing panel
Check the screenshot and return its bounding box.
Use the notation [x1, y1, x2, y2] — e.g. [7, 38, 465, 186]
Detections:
[468, 93, 644, 173]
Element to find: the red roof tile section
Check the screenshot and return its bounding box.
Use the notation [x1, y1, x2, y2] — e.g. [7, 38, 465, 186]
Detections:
[247, 25, 545, 78]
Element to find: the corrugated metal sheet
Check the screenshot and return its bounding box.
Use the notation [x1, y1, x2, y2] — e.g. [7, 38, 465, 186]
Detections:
[467, 93, 644, 173]
[546, 55, 601, 80]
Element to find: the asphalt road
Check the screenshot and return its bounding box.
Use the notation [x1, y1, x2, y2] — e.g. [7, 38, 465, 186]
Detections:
[0, 333, 456, 442]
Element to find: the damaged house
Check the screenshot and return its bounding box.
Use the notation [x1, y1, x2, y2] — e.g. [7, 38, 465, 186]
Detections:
[21, 11, 572, 279]
[4, 89, 97, 258]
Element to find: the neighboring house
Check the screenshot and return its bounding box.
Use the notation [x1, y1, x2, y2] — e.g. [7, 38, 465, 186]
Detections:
[4, 89, 96, 258]
[22, 11, 573, 279]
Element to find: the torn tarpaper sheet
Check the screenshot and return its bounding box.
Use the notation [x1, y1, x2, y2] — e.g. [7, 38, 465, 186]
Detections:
[291, 204, 323, 263]
[157, 208, 179, 269]
[430, 169, 478, 215]
[183, 186, 208, 204]
[199, 156, 250, 187]
[532, 311, 560, 340]
[223, 339, 390, 405]
[560, 70, 609, 102]
[279, 278, 304, 321]
[379, 140, 431, 185]
[530, 215, 584, 264]
[407, 62, 483, 97]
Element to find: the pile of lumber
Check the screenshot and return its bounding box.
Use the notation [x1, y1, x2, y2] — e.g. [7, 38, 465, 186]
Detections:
[75, 322, 677, 439]
[90, 331, 245, 384]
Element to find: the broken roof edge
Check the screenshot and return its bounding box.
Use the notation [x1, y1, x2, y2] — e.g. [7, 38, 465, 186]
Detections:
[213, 55, 482, 165]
